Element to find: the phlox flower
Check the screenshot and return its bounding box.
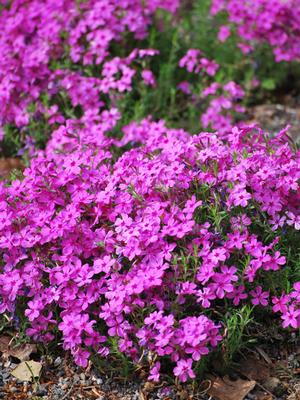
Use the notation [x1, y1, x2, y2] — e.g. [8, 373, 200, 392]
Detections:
[250, 286, 269, 306]
[173, 359, 195, 382]
[196, 287, 216, 308]
[226, 231, 247, 250]
[272, 294, 289, 314]
[230, 184, 252, 207]
[73, 348, 90, 368]
[209, 247, 228, 264]
[141, 70, 156, 86]
[227, 285, 248, 306]
[218, 25, 231, 42]
[149, 362, 161, 382]
[210, 279, 234, 299]
[281, 306, 300, 329]
[286, 212, 300, 230]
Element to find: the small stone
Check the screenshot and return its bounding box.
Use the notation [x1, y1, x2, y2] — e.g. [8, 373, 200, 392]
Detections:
[61, 383, 69, 390]
[247, 394, 257, 400]
[52, 387, 65, 396]
[34, 384, 48, 396]
[54, 357, 62, 367]
[96, 396, 104, 400]
[0, 392, 5, 398]
[73, 374, 80, 383]
[80, 373, 86, 381]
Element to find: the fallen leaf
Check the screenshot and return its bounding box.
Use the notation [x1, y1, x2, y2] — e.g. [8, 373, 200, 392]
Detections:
[207, 375, 256, 400]
[6, 343, 37, 362]
[0, 335, 37, 361]
[0, 335, 12, 351]
[239, 356, 271, 383]
[141, 381, 156, 394]
[0, 158, 24, 177]
[11, 360, 42, 381]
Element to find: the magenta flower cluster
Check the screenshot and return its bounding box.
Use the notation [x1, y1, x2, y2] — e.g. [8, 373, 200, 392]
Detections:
[1, 0, 299, 146]
[0, 0, 299, 384]
[179, 50, 245, 132]
[0, 0, 178, 135]
[0, 111, 299, 381]
[211, 0, 300, 62]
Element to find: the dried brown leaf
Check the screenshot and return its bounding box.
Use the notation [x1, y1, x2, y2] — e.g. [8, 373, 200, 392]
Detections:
[207, 375, 256, 400]
[0, 335, 36, 361]
[0, 158, 24, 177]
[239, 356, 271, 383]
[11, 360, 42, 381]
[142, 381, 156, 394]
[0, 335, 12, 351]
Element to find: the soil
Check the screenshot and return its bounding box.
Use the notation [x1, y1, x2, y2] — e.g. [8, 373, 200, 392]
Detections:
[247, 95, 300, 143]
[1, 330, 300, 400]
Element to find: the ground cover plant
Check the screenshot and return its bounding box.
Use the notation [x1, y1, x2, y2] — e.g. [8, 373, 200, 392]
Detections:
[0, 0, 299, 386]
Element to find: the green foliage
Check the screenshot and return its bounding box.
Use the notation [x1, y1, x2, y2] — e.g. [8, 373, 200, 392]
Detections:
[221, 305, 254, 366]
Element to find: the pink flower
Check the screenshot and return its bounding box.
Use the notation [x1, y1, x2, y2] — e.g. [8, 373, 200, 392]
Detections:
[281, 306, 300, 329]
[177, 81, 192, 94]
[149, 362, 161, 382]
[141, 70, 156, 87]
[230, 185, 252, 207]
[226, 231, 247, 250]
[286, 212, 300, 230]
[209, 248, 228, 264]
[227, 285, 248, 306]
[174, 359, 195, 382]
[197, 287, 216, 308]
[73, 348, 90, 368]
[250, 286, 269, 306]
[272, 294, 289, 314]
[218, 25, 231, 42]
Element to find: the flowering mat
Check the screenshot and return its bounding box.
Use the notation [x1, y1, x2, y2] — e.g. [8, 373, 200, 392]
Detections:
[0, 0, 300, 399]
[0, 105, 299, 399]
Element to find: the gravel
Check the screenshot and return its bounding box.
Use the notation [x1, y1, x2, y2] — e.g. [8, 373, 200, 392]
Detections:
[248, 100, 300, 143]
[0, 355, 178, 400]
